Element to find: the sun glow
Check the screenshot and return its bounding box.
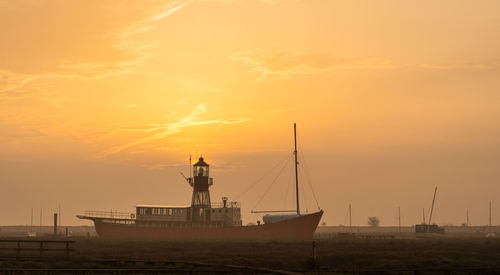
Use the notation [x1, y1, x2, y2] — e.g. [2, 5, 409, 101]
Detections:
[1, 0, 500, 226]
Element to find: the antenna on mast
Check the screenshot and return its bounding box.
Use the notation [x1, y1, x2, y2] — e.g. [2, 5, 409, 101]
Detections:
[294, 123, 300, 215]
[428, 187, 437, 225]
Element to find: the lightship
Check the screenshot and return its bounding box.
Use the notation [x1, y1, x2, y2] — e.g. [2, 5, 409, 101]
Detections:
[77, 124, 323, 239]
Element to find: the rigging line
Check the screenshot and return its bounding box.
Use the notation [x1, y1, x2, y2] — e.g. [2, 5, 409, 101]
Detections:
[283, 157, 294, 209]
[299, 153, 321, 210]
[297, 136, 321, 210]
[252, 155, 292, 211]
[234, 153, 293, 201]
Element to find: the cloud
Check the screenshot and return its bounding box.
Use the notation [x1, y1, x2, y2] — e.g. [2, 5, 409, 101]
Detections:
[418, 59, 500, 70]
[98, 104, 250, 157]
[0, 70, 40, 98]
[232, 50, 500, 79]
[0, 0, 191, 78]
[201, 0, 278, 4]
[231, 49, 397, 79]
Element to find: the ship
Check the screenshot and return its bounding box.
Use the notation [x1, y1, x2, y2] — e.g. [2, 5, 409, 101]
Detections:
[415, 187, 445, 238]
[77, 124, 323, 240]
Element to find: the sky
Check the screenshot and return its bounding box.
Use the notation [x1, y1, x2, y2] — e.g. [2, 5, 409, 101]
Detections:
[1, 0, 500, 227]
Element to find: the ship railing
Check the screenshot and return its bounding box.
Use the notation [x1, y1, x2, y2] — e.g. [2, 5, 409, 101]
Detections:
[210, 202, 241, 208]
[83, 210, 134, 219]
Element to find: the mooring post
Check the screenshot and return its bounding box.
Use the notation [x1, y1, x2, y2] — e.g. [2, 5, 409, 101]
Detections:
[66, 241, 70, 256]
[311, 241, 317, 265]
[54, 213, 58, 235]
[16, 240, 20, 259]
[39, 241, 43, 257]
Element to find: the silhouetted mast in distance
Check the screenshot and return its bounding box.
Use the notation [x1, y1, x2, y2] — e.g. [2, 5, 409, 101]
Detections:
[428, 187, 437, 224]
[349, 203, 352, 233]
[398, 207, 401, 233]
[294, 123, 300, 215]
[489, 201, 492, 227]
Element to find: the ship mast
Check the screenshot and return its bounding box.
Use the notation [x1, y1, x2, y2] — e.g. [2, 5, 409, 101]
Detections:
[428, 186, 437, 225]
[294, 123, 300, 215]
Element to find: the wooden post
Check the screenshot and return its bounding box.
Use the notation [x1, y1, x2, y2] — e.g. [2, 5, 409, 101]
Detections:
[66, 241, 70, 256]
[16, 240, 20, 259]
[54, 213, 58, 235]
[39, 241, 43, 257]
[311, 241, 317, 266]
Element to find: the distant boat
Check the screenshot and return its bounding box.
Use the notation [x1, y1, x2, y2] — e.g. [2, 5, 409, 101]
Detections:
[77, 124, 323, 240]
[415, 187, 445, 238]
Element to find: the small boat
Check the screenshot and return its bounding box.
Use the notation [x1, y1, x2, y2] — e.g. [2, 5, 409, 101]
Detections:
[415, 187, 445, 238]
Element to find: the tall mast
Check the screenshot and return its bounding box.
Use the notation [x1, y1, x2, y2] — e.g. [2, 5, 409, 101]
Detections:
[40, 208, 42, 235]
[58, 202, 61, 228]
[294, 123, 300, 215]
[349, 203, 352, 233]
[489, 201, 492, 227]
[398, 207, 401, 234]
[30, 208, 33, 231]
[428, 186, 437, 224]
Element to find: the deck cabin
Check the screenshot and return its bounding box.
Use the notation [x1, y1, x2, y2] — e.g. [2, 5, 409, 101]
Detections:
[134, 201, 242, 228]
[415, 224, 445, 234]
[78, 157, 243, 229]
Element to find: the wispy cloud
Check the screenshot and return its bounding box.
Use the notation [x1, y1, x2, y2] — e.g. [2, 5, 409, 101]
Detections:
[232, 49, 500, 80]
[418, 59, 500, 70]
[231, 49, 397, 80]
[150, 0, 194, 21]
[0, 1, 192, 80]
[0, 71, 40, 98]
[98, 104, 249, 157]
[176, 98, 187, 105]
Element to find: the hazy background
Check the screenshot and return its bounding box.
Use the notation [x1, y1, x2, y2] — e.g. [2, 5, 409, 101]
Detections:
[1, 0, 499, 227]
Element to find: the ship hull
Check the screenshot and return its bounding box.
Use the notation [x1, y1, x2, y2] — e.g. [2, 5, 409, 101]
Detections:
[91, 211, 323, 240]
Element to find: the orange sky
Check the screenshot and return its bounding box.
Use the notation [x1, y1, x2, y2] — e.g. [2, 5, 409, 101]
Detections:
[1, 0, 500, 227]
